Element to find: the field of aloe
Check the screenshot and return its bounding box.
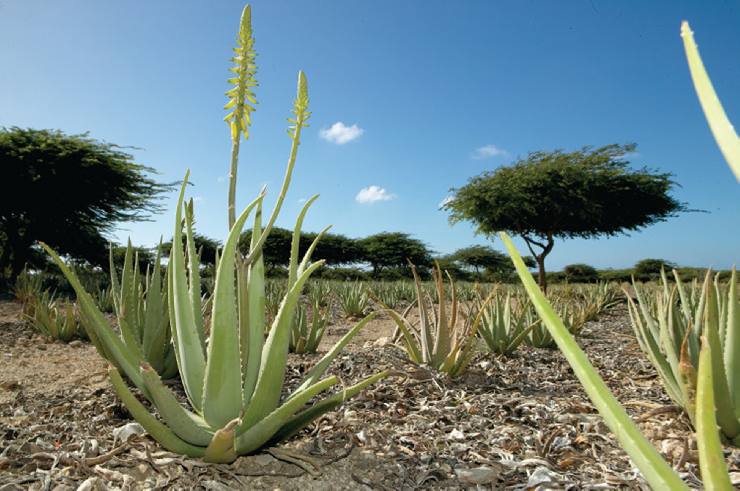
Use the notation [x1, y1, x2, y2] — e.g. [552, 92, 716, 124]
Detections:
[1, 4, 739, 490]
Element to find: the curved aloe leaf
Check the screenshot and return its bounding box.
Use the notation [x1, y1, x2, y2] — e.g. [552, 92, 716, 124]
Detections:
[681, 21, 740, 181]
[203, 193, 263, 428]
[108, 367, 205, 458]
[500, 232, 687, 490]
[170, 171, 206, 412]
[695, 338, 733, 490]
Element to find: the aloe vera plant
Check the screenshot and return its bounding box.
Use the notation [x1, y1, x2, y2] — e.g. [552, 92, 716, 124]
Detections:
[336, 281, 369, 318]
[626, 269, 740, 445]
[290, 299, 329, 354]
[25, 291, 85, 342]
[41, 4, 387, 462]
[476, 290, 534, 356]
[382, 262, 481, 376]
[108, 240, 177, 378]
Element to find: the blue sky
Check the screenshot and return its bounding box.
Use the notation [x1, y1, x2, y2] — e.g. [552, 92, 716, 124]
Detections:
[1, 0, 738, 270]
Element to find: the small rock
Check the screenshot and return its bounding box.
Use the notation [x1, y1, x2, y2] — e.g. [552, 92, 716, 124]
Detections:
[113, 422, 145, 444]
[13, 408, 27, 417]
[448, 428, 465, 440]
[252, 453, 277, 466]
[373, 336, 392, 347]
[36, 344, 47, 351]
[76, 477, 102, 491]
[69, 340, 83, 347]
[455, 466, 501, 485]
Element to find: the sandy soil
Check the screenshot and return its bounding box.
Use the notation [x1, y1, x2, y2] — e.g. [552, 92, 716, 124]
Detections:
[0, 300, 738, 490]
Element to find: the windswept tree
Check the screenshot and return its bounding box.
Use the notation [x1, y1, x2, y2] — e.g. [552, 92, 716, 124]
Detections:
[449, 245, 512, 279]
[360, 232, 432, 278]
[445, 144, 686, 291]
[0, 128, 171, 284]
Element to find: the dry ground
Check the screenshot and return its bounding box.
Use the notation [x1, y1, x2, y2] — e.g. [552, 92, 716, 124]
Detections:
[0, 300, 738, 490]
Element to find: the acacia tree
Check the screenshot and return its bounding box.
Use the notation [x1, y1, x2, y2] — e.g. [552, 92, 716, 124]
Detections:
[0, 128, 171, 284]
[360, 232, 432, 278]
[445, 144, 686, 291]
[449, 245, 512, 278]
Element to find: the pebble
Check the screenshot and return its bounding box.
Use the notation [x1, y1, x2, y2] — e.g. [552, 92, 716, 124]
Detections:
[455, 466, 501, 485]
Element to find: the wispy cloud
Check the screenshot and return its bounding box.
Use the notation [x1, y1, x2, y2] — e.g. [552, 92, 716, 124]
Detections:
[438, 196, 454, 209]
[320, 122, 364, 144]
[472, 144, 508, 160]
[355, 185, 396, 204]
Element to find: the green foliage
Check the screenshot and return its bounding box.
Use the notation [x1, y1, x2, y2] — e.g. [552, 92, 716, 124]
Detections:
[360, 232, 432, 278]
[563, 263, 599, 283]
[108, 240, 177, 378]
[336, 281, 369, 318]
[0, 127, 171, 284]
[24, 291, 86, 342]
[382, 263, 479, 377]
[476, 290, 534, 356]
[445, 144, 686, 290]
[626, 269, 739, 445]
[634, 258, 677, 278]
[43, 5, 386, 462]
[290, 300, 329, 354]
[13, 268, 44, 305]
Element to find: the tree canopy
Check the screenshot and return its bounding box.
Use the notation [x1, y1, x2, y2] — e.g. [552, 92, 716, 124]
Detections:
[448, 245, 511, 276]
[360, 232, 432, 278]
[563, 263, 599, 283]
[445, 144, 687, 290]
[0, 128, 171, 284]
[634, 258, 677, 277]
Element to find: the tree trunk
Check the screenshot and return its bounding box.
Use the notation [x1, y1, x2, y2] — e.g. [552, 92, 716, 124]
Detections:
[536, 255, 547, 293]
[522, 232, 555, 294]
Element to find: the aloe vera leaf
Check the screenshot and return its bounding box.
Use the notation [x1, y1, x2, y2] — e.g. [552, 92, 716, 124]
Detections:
[500, 232, 687, 490]
[432, 267, 450, 367]
[267, 371, 389, 446]
[681, 21, 740, 181]
[242, 202, 265, 404]
[108, 367, 206, 458]
[379, 304, 422, 363]
[292, 312, 378, 396]
[695, 338, 733, 490]
[287, 195, 319, 289]
[184, 200, 206, 352]
[203, 419, 240, 464]
[723, 268, 739, 419]
[109, 243, 121, 315]
[142, 240, 167, 373]
[409, 263, 432, 364]
[170, 172, 207, 412]
[235, 375, 338, 454]
[241, 260, 325, 429]
[203, 194, 263, 429]
[703, 279, 740, 439]
[138, 364, 215, 446]
[297, 224, 331, 278]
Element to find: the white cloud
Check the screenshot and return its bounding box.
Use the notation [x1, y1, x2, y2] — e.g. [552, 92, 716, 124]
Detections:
[320, 122, 364, 144]
[472, 144, 508, 160]
[193, 196, 204, 203]
[355, 185, 396, 204]
[438, 196, 454, 209]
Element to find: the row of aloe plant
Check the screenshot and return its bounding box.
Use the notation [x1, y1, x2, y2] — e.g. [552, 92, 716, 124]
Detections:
[41, 4, 387, 463]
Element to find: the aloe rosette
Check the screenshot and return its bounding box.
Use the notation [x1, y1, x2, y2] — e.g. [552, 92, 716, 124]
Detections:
[40, 5, 387, 462]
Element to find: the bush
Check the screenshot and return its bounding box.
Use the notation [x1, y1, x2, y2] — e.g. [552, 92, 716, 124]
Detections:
[634, 258, 677, 278]
[564, 263, 599, 283]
